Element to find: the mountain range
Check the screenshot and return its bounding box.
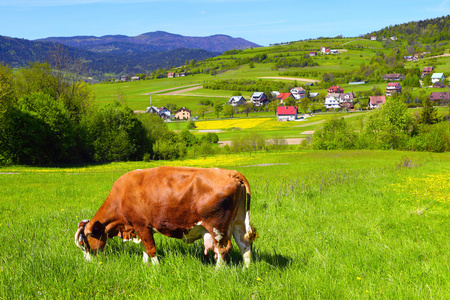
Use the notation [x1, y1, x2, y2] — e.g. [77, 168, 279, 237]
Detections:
[0, 31, 260, 79]
[37, 31, 260, 54]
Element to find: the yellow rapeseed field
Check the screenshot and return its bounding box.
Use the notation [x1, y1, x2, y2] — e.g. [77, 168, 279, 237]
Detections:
[195, 117, 281, 130]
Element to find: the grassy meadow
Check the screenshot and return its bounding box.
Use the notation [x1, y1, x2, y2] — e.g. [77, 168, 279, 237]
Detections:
[1, 150, 450, 298]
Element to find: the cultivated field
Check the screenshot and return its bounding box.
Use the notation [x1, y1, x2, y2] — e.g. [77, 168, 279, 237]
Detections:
[1, 150, 449, 298]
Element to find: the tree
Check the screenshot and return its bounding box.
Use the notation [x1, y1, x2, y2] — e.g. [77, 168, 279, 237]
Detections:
[223, 104, 235, 118]
[214, 100, 223, 118]
[299, 97, 311, 113]
[198, 105, 209, 119]
[420, 98, 438, 124]
[241, 101, 254, 117]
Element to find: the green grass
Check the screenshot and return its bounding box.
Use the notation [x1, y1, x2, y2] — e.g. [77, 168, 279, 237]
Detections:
[1, 150, 450, 298]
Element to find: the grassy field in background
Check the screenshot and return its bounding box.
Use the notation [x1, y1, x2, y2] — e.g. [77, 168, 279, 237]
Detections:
[1, 150, 449, 298]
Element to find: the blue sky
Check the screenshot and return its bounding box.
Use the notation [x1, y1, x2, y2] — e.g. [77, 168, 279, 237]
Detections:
[1, 0, 449, 46]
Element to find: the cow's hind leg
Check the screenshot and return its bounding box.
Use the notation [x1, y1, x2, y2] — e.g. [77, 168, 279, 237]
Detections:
[208, 227, 232, 269]
[134, 226, 159, 265]
[232, 218, 252, 268]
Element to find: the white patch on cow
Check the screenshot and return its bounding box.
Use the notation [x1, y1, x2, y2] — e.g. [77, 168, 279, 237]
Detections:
[213, 228, 223, 242]
[143, 252, 149, 263]
[243, 250, 251, 268]
[215, 254, 225, 269]
[84, 251, 91, 262]
[132, 237, 141, 244]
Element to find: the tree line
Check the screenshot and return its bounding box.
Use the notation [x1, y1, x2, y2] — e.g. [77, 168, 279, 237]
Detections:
[312, 95, 450, 152]
[0, 63, 220, 165]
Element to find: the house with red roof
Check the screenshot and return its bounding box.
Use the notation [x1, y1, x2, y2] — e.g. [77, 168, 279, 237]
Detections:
[276, 93, 294, 103]
[386, 82, 402, 96]
[327, 85, 344, 93]
[276, 106, 298, 121]
[368, 96, 386, 109]
[422, 67, 433, 77]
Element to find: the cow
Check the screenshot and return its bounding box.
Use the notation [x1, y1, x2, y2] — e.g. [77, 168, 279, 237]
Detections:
[75, 166, 256, 268]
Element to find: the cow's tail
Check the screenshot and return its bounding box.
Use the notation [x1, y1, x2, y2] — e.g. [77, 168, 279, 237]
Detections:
[233, 171, 257, 243]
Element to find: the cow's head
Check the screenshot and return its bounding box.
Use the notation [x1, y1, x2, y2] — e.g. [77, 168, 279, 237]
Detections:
[74, 219, 107, 260]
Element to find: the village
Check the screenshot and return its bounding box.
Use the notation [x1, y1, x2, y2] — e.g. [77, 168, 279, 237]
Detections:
[143, 63, 449, 123]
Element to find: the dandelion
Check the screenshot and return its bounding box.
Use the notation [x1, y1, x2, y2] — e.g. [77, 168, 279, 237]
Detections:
[357, 277, 361, 280]
[257, 277, 261, 281]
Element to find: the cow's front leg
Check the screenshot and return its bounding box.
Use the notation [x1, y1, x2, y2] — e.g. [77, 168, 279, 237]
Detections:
[134, 226, 159, 265]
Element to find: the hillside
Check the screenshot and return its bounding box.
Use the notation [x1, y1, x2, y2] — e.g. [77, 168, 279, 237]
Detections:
[0, 35, 220, 79]
[366, 15, 450, 45]
[37, 31, 261, 54]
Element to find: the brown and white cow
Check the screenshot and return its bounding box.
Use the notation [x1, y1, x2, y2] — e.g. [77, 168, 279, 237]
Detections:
[75, 166, 256, 268]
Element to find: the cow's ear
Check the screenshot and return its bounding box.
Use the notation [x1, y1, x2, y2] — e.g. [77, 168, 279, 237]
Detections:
[92, 221, 105, 236]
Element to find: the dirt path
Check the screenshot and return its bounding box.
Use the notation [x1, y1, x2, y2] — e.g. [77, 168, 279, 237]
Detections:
[162, 85, 203, 95]
[260, 76, 320, 83]
[141, 84, 201, 95]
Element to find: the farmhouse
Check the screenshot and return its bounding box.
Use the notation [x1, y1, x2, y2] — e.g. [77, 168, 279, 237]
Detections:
[383, 73, 405, 81]
[371, 36, 377, 41]
[386, 82, 402, 96]
[251, 92, 269, 106]
[309, 52, 317, 56]
[368, 96, 386, 109]
[174, 107, 191, 120]
[276, 93, 295, 103]
[146, 106, 172, 120]
[290, 87, 305, 99]
[228, 96, 246, 106]
[339, 92, 354, 103]
[429, 92, 450, 104]
[324, 96, 340, 109]
[167, 72, 175, 78]
[276, 106, 297, 121]
[131, 76, 140, 81]
[422, 67, 433, 77]
[327, 85, 344, 93]
[431, 73, 445, 83]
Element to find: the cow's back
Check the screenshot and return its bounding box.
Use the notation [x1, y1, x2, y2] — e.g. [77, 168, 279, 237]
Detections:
[114, 167, 243, 239]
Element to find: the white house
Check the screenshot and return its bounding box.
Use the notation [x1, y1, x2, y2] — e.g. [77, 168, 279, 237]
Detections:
[431, 73, 445, 83]
[290, 87, 305, 99]
[276, 106, 298, 121]
[324, 96, 341, 109]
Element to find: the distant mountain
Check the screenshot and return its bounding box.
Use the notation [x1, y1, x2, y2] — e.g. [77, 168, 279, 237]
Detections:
[0, 35, 96, 68]
[37, 31, 261, 54]
[0, 35, 220, 78]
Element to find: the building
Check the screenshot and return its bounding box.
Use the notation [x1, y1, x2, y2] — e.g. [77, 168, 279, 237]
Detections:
[290, 87, 305, 99]
[174, 107, 191, 120]
[429, 92, 450, 104]
[327, 86, 344, 93]
[228, 96, 246, 106]
[276, 106, 297, 121]
[422, 67, 433, 77]
[368, 96, 386, 109]
[276, 93, 295, 103]
[382, 73, 405, 81]
[386, 82, 402, 96]
[431, 73, 445, 83]
[251, 92, 269, 106]
[324, 96, 341, 109]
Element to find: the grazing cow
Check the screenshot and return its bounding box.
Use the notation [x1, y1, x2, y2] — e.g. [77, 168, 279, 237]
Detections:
[75, 166, 256, 268]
